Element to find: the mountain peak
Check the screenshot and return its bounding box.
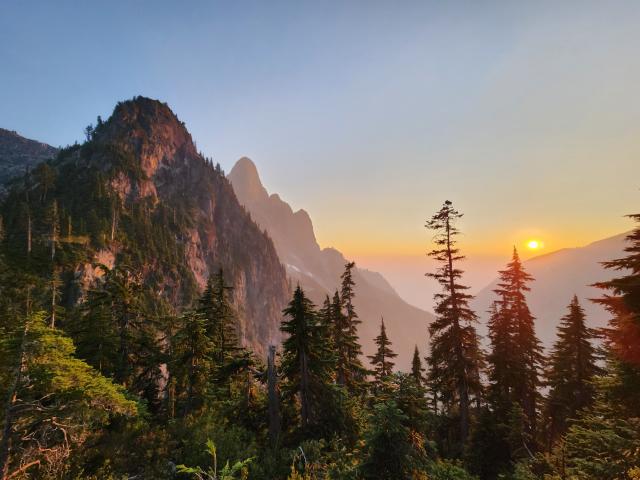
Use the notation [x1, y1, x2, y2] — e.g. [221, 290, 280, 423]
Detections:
[110, 96, 181, 126]
[234, 156, 259, 173]
[96, 96, 198, 178]
[100, 96, 196, 153]
[228, 157, 268, 204]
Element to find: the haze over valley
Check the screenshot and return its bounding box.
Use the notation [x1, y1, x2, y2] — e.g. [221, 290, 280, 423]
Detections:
[1, 2, 640, 479]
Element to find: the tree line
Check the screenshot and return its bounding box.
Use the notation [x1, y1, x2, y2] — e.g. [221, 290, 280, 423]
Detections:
[0, 198, 639, 479]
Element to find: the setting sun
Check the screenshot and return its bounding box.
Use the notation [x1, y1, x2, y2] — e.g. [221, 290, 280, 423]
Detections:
[527, 240, 542, 250]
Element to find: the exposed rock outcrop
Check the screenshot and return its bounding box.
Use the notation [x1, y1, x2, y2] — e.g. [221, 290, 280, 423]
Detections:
[2, 98, 291, 356]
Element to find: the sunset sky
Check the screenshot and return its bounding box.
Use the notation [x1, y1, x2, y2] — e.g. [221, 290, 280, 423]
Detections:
[2, 0, 640, 307]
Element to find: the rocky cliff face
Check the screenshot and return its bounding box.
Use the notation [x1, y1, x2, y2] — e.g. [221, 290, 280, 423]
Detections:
[2, 98, 290, 356]
[0, 128, 58, 195]
[102, 98, 291, 353]
[228, 157, 434, 368]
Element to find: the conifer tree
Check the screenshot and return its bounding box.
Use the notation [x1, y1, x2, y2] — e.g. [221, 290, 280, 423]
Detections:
[280, 286, 333, 434]
[212, 269, 239, 364]
[360, 400, 426, 479]
[71, 281, 119, 375]
[486, 300, 515, 411]
[172, 310, 214, 416]
[556, 381, 640, 480]
[489, 247, 543, 442]
[318, 295, 337, 376]
[594, 215, 640, 414]
[393, 372, 429, 436]
[329, 290, 350, 386]
[545, 295, 600, 443]
[339, 262, 367, 393]
[0, 312, 136, 478]
[78, 264, 159, 395]
[425, 200, 482, 446]
[198, 274, 218, 338]
[101, 265, 146, 387]
[367, 317, 397, 387]
[318, 295, 332, 330]
[197, 269, 240, 386]
[565, 214, 640, 480]
[411, 345, 424, 386]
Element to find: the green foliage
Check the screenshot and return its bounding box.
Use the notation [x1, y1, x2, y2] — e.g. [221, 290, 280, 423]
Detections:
[427, 459, 479, 480]
[360, 400, 427, 480]
[560, 389, 640, 479]
[2, 113, 640, 480]
[198, 269, 240, 365]
[286, 439, 359, 480]
[177, 439, 253, 480]
[281, 286, 342, 439]
[0, 312, 136, 478]
[466, 408, 511, 479]
[172, 310, 215, 416]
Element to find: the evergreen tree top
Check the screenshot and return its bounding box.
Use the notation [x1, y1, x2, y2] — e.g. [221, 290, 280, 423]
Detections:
[494, 247, 534, 300]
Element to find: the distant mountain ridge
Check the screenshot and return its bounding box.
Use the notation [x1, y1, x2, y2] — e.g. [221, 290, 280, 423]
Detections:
[472, 232, 628, 349]
[0, 128, 58, 194]
[228, 157, 434, 368]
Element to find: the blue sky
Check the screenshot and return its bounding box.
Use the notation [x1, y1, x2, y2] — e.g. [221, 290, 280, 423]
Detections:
[2, 0, 640, 306]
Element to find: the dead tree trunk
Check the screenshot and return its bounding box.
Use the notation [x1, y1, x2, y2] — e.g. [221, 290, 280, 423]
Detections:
[267, 345, 281, 447]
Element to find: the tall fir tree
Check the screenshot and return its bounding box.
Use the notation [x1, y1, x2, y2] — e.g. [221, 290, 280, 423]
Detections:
[545, 295, 600, 443]
[318, 295, 337, 377]
[197, 274, 218, 337]
[329, 290, 350, 386]
[71, 285, 119, 376]
[367, 317, 397, 387]
[486, 299, 516, 412]
[490, 247, 543, 443]
[280, 286, 333, 435]
[425, 200, 482, 446]
[411, 345, 425, 387]
[213, 269, 239, 363]
[171, 309, 214, 416]
[339, 262, 367, 393]
[198, 269, 239, 366]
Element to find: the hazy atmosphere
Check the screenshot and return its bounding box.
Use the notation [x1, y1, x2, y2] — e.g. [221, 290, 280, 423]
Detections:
[3, 1, 640, 309]
[2, 2, 640, 479]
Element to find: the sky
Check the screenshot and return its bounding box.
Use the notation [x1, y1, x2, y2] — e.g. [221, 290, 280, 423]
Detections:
[2, 1, 640, 309]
